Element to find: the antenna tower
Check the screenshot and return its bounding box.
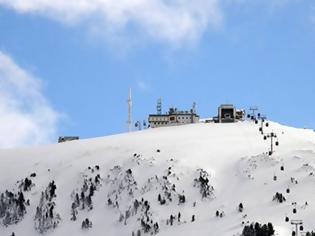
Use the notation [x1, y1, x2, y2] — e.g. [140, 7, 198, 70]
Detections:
[157, 98, 162, 115]
[192, 102, 196, 114]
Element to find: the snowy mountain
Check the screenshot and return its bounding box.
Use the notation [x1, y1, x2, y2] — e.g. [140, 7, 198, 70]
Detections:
[0, 120, 315, 236]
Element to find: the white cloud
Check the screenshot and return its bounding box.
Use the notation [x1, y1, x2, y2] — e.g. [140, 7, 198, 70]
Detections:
[0, 51, 60, 148]
[0, 0, 223, 45]
[137, 80, 150, 91]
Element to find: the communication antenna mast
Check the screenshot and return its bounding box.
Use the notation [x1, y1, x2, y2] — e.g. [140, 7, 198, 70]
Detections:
[192, 102, 196, 114]
[127, 88, 132, 132]
[157, 98, 162, 115]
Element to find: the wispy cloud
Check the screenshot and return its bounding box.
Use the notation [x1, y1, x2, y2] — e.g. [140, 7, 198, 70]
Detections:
[0, 0, 223, 46]
[0, 51, 60, 148]
[137, 80, 150, 91]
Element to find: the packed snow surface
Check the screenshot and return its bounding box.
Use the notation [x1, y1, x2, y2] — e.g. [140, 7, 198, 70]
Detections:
[0, 121, 315, 236]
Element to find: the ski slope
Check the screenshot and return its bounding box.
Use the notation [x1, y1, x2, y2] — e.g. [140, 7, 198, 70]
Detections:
[0, 120, 314, 236]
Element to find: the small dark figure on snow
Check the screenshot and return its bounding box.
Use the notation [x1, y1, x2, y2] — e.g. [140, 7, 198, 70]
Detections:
[170, 215, 174, 226]
[239, 203, 244, 212]
[30, 172, 36, 177]
[178, 194, 186, 204]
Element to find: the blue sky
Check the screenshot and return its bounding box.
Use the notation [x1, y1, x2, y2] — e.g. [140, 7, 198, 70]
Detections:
[0, 0, 314, 147]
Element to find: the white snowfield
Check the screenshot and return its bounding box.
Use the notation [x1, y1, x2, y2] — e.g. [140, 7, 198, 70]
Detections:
[0, 121, 315, 236]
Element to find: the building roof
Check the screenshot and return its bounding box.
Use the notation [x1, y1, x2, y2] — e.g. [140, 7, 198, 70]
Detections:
[219, 104, 235, 108]
[149, 113, 199, 117]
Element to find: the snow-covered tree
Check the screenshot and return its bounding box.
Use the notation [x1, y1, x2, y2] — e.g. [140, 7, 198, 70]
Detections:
[34, 181, 61, 234]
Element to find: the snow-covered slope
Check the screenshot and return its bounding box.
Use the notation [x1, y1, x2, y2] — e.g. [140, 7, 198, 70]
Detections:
[0, 121, 315, 236]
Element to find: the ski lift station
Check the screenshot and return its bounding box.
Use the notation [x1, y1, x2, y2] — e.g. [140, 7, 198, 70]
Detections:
[215, 104, 245, 123]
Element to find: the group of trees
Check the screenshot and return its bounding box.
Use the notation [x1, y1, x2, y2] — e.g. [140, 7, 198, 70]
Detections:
[136, 199, 159, 234]
[193, 169, 214, 199]
[272, 192, 286, 203]
[107, 165, 159, 234]
[140, 217, 159, 234]
[71, 166, 102, 222]
[34, 181, 61, 234]
[120, 169, 138, 198]
[0, 190, 27, 226]
[116, 196, 159, 235]
[242, 222, 275, 236]
[109, 162, 215, 234]
[0, 174, 37, 227]
[19, 177, 34, 192]
[157, 169, 180, 206]
[4, 156, 314, 236]
[107, 166, 138, 203]
[81, 218, 92, 229]
[107, 166, 140, 231]
[157, 176, 177, 205]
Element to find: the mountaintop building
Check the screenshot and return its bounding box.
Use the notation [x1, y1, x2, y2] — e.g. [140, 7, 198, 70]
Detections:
[58, 136, 79, 143]
[148, 106, 199, 128]
[148, 100, 245, 128]
[216, 104, 245, 123]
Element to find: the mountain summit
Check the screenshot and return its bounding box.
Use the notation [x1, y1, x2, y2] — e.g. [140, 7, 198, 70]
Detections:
[0, 121, 314, 236]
